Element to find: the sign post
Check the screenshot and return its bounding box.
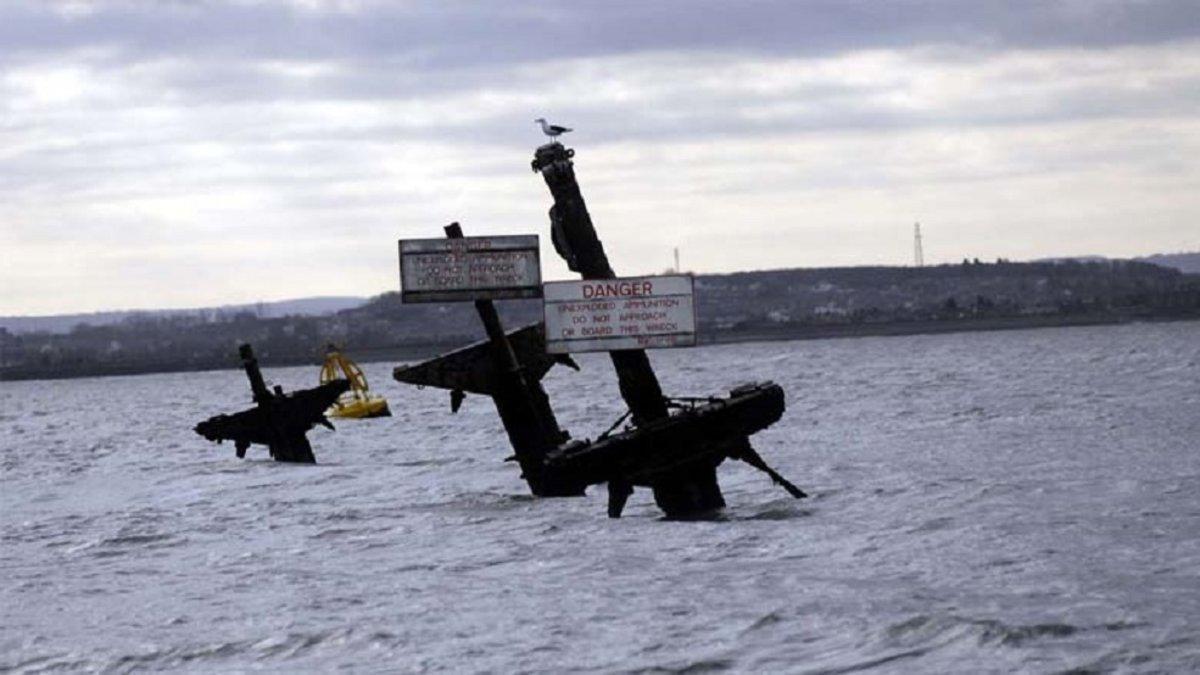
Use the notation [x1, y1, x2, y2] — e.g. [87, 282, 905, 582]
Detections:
[543, 275, 696, 353]
[395, 226, 585, 498]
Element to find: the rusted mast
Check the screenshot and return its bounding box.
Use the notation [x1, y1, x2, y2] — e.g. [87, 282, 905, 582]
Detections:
[443, 222, 584, 497]
[532, 142, 726, 517]
[240, 344, 272, 406]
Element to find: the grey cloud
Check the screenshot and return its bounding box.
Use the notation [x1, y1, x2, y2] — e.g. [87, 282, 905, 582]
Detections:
[5, 43, 1199, 216]
[2, 1, 1198, 69]
[2, 0, 1198, 313]
[13, 46, 1199, 155]
[6, 0, 1197, 154]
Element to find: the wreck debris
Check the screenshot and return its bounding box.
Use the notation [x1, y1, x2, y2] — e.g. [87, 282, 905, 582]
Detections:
[394, 224, 586, 497]
[531, 140, 804, 517]
[194, 343, 348, 463]
[392, 140, 804, 519]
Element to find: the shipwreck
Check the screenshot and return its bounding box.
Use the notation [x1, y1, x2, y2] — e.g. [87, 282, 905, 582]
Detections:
[195, 343, 348, 463]
[394, 141, 804, 518]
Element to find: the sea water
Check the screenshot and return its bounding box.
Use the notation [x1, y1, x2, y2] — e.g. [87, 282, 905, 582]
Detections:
[2, 321, 1199, 672]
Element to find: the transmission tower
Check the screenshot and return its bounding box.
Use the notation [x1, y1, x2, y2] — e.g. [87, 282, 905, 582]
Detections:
[913, 222, 924, 267]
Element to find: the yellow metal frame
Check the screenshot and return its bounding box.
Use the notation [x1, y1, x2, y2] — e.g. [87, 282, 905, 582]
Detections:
[320, 347, 390, 418]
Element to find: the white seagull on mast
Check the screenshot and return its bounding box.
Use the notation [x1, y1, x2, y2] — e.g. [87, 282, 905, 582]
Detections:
[535, 118, 572, 141]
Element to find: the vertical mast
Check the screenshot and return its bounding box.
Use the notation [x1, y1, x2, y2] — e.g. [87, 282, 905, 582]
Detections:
[532, 141, 725, 517]
[239, 343, 271, 405]
[444, 222, 583, 498]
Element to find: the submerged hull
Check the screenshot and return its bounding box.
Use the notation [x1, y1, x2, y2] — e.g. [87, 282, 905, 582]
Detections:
[545, 381, 785, 488]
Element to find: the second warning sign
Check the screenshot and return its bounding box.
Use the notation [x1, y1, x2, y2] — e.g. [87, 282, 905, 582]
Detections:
[543, 275, 696, 354]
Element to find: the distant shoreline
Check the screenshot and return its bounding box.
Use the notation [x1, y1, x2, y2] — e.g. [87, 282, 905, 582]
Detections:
[701, 313, 1180, 344]
[3, 313, 1196, 383]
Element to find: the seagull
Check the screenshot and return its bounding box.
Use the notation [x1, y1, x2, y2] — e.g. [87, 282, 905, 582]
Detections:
[535, 118, 572, 141]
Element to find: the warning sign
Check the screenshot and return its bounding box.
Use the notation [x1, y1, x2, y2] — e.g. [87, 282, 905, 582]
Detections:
[399, 235, 542, 303]
[543, 275, 696, 353]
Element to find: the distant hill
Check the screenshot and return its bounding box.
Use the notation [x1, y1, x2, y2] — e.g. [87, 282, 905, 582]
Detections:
[0, 296, 367, 335]
[1037, 251, 1200, 274]
[4, 259, 1198, 381]
[259, 297, 369, 318]
[8, 250, 1196, 335]
[1138, 252, 1200, 274]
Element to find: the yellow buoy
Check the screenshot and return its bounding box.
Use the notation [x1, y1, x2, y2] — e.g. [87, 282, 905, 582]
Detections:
[320, 345, 392, 419]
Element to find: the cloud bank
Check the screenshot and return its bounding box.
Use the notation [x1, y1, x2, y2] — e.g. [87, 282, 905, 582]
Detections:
[1, 0, 1197, 314]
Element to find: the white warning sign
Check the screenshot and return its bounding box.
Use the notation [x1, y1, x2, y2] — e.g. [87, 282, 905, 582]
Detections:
[399, 235, 542, 303]
[543, 275, 696, 353]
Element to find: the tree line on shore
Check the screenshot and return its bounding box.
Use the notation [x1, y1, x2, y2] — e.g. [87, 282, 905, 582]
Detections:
[3, 259, 1198, 380]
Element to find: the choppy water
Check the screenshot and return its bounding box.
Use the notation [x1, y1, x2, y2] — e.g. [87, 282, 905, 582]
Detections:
[2, 322, 1199, 673]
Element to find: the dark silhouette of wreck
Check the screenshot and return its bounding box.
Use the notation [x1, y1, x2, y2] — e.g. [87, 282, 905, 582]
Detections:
[194, 343, 348, 463]
[394, 142, 804, 518]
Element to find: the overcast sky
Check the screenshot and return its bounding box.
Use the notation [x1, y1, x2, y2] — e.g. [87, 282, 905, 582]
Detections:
[1, 0, 1198, 315]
